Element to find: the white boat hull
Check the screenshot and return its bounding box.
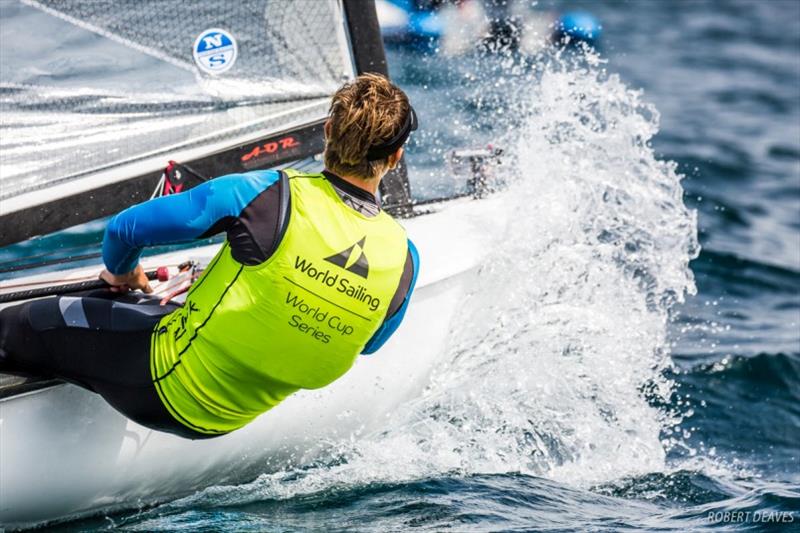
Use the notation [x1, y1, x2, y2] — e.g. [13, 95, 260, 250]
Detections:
[0, 195, 505, 527]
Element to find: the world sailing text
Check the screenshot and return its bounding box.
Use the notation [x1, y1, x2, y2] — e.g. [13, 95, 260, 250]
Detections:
[293, 256, 380, 311]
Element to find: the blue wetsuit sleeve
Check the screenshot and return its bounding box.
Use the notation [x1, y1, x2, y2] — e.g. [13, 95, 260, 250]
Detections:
[362, 239, 420, 355]
[102, 170, 280, 274]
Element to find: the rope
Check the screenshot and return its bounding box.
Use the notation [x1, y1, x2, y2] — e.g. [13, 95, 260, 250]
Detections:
[0, 270, 159, 304]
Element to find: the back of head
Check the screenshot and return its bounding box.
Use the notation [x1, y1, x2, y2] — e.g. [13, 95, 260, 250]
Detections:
[324, 73, 411, 182]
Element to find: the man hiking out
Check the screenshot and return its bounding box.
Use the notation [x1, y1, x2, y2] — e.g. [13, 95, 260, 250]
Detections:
[0, 73, 419, 439]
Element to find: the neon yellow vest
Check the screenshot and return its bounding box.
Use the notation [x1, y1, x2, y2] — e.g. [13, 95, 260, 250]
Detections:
[150, 170, 408, 434]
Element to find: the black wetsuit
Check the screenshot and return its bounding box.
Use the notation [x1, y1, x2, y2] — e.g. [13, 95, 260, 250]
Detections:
[0, 291, 201, 437]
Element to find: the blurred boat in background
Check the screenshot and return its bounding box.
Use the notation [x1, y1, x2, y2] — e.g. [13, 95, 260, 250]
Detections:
[376, 0, 602, 54]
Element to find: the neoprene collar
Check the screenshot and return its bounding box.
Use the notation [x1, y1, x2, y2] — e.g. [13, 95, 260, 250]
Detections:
[323, 170, 379, 207]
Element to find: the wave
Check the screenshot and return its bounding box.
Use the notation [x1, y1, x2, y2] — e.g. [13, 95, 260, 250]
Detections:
[67, 470, 798, 532]
[684, 352, 800, 392]
[690, 249, 800, 297]
[668, 353, 800, 479]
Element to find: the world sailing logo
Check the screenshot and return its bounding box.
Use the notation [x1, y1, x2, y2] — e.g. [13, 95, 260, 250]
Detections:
[193, 28, 237, 74]
[324, 237, 370, 279]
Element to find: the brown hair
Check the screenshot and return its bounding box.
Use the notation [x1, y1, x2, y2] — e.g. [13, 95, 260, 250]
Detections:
[324, 73, 411, 181]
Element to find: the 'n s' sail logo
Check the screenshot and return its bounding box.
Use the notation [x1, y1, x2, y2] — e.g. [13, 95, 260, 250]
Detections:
[324, 237, 369, 279]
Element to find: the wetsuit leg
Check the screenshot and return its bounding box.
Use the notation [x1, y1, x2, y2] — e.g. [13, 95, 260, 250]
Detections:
[0, 294, 214, 439]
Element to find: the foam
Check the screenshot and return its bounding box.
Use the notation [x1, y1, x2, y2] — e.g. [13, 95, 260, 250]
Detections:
[176, 47, 700, 507]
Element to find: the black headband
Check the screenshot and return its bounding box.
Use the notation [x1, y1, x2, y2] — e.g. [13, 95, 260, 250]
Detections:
[365, 105, 418, 161]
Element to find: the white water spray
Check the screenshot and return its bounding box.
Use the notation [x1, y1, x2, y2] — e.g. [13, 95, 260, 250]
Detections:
[176, 49, 700, 508]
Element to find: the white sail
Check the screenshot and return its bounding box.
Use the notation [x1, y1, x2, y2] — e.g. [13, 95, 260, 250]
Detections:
[0, 0, 355, 214]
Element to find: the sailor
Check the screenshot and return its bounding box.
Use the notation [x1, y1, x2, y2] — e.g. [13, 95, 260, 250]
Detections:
[0, 74, 419, 439]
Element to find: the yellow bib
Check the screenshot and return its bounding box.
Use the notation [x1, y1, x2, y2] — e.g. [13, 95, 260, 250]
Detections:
[150, 170, 408, 434]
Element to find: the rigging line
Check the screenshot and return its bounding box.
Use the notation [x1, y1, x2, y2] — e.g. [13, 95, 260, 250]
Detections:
[150, 174, 166, 199]
[0, 270, 160, 304]
[0, 262, 186, 290]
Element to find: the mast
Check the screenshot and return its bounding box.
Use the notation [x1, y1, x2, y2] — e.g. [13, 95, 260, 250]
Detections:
[341, 0, 414, 214]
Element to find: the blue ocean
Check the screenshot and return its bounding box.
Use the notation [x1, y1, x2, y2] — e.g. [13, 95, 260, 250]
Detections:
[2, 0, 799, 531]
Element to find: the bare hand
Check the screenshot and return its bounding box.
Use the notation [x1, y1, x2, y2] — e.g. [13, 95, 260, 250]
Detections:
[99, 264, 153, 294]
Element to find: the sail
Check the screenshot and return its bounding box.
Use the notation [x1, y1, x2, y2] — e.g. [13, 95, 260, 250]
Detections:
[0, 0, 410, 246]
[0, 0, 354, 204]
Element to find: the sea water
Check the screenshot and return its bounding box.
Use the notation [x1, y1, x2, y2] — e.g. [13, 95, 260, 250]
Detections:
[5, 0, 799, 531]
